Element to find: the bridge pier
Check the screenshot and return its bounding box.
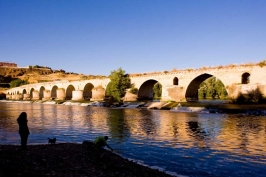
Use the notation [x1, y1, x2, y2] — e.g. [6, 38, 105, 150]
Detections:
[15, 94, 23, 100]
[6, 94, 11, 99]
[72, 90, 84, 101]
[91, 87, 105, 101]
[227, 84, 266, 101]
[32, 90, 39, 100]
[42, 90, 51, 100]
[56, 88, 66, 100]
[123, 89, 137, 101]
[161, 85, 186, 102]
[23, 93, 30, 100]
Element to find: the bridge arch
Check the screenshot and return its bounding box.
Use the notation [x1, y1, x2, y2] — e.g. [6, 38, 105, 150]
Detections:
[173, 77, 179, 85]
[242, 72, 250, 84]
[185, 73, 228, 101]
[83, 83, 94, 100]
[51, 85, 58, 99]
[66, 85, 75, 100]
[138, 79, 161, 100]
[30, 88, 34, 99]
[185, 73, 213, 101]
[39, 86, 45, 99]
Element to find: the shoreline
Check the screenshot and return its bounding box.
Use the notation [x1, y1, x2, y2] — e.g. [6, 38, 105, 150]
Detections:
[0, 143, 177, 177]
[1, 99, 266, 115]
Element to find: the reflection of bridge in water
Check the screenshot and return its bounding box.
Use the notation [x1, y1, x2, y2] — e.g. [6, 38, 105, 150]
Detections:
[6, 65, 266, 102]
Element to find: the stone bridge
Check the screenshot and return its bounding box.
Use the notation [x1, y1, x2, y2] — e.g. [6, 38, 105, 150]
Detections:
[6, 65, 266, 102]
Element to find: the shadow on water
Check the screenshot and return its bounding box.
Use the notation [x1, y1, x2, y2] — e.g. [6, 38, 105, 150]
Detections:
[187, 121, 207, 141]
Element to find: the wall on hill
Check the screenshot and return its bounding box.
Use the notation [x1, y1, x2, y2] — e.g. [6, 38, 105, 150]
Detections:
[0, 67, 53, 78]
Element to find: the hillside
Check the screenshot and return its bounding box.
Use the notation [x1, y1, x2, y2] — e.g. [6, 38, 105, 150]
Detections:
[0, 67, 107, 94]
[0, 67, 52, 77]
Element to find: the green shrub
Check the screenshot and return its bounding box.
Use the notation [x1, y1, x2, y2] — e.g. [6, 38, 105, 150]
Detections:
[129, 87, 138, 94]
[233, 88, 266, 103]
[10, 79, 29, 88]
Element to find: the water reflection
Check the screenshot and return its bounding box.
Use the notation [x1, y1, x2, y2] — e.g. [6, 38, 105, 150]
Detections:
[187, 121, 207, 139]
[215, 115, 266, 156]
[107, 109, 130, 142]
[0, 102, 266, 177]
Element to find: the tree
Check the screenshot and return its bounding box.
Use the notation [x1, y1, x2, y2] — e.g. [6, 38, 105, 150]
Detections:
[198, 76, 228, 99]
[214, 79, 227, 99]
[10, 79, 29, 88]
[198, 82, 207, 99]
[129, 84, 138, 94]
[106, 68, 131, 102]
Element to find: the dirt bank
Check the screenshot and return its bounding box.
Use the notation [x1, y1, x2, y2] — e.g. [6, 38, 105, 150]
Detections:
[0, 143, 174, 177]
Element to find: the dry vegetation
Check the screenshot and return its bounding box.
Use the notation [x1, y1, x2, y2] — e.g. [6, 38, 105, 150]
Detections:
[129, 60, 266, 77]
[18, 73, 108, 84]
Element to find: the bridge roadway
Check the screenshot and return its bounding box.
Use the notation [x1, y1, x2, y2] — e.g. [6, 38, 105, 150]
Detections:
[6, 65, 266, 102]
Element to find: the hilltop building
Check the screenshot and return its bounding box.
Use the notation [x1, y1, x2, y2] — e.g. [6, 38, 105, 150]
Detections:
[0, 62, 17, 67]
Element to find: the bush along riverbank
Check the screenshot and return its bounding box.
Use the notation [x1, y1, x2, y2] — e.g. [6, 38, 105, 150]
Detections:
[0, 143, 175, 177]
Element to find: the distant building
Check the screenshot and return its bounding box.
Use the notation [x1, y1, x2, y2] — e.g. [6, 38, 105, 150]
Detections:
[0, 62, 17, 67]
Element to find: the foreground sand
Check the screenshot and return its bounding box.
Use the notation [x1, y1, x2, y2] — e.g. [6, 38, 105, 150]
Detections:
[0, 143, 174, 177]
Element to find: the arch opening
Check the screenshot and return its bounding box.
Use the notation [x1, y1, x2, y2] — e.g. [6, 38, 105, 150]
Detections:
[242, 72, 250, 84]
[51, 86, 58, 99]
[39, 86, 45, 100]
[30, 88, 34, 99]
[186, 74, 228, 101]
[66, 85, 75, 100]
[83, 83, 94, 100]
[138, 80, 162, 100]
[173, 77, 179, 85]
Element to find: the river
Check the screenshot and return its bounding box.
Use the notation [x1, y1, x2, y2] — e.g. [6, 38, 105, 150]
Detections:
[0, 101, 265, 177]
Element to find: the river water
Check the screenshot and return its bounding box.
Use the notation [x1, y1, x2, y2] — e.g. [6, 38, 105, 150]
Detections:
[0, 101, 266, 177]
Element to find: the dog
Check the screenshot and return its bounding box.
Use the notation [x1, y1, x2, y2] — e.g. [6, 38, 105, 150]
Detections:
[48, 137, 56, 144]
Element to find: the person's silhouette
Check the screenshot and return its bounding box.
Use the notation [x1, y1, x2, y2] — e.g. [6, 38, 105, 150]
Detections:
[17, 112, 30, 150]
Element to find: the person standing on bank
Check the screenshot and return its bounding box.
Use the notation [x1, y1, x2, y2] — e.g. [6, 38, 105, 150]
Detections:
[17, 112, 30, 150]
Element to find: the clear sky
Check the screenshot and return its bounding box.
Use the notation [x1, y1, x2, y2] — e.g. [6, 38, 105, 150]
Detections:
[1, 0, 266, 76]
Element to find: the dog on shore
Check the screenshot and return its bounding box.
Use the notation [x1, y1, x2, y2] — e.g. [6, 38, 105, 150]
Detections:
[48, 137, 56, 144]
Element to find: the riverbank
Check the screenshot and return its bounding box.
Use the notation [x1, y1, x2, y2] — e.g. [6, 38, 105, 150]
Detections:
[0, 143, 175, 177]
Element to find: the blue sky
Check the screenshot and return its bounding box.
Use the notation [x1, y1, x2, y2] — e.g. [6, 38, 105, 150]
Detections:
[1, 0, 266, 76]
